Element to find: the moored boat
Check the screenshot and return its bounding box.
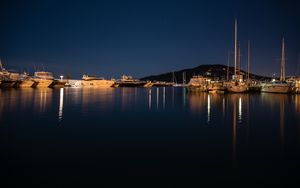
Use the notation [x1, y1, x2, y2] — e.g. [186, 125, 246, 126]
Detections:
[32, 71, 54, 88]
[261, 81, 290, 94]
[186, 75, 208, 92]
[68, 74, 115, 88]
[261, 38, 290, 94]
[115, 75, 146, 87]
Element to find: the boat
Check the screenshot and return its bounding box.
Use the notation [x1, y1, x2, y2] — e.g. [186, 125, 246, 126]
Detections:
[261, 38, 290, 94]
[0, 60, 16, 88]
[68, 74, 115, 88]
[207, 81, 226, 94]
[186, 75, 208, 92]
[115, 75, 146, 87]
[261, 81, 290, 93]
[295, 80, 300, 94]
[82, 74, 103, 81]
[50, 79, 67, 88]
[15, 72, 36, 88]
[227, 19, 247, 93]
[32, 71, 54, 88]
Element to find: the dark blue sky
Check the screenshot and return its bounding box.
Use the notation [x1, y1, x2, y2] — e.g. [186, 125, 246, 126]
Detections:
[1, 0, 300, 79]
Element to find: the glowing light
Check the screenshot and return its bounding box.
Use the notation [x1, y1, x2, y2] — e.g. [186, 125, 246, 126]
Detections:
[148, 89, 152, 110]
[163, 87, 165, 109]
[58, 88, 64, 122]
[207, 94, 211, 123]
[272, 79, 276, 82]
[238, 97, 242, 122]
[156, 88, 159, 109]
[60, 75, 64, 80]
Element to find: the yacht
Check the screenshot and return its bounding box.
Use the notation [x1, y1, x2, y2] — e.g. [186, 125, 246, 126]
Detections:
[207, 81, 226, 94]
[0, 61, 16, 88]
[15, 72, 36, 88]
[261, 80, 290, 93]
[261, 38, 290, 94]
[32, 71, 54, 88]
[115, 75, 146, 87]
[70, 74, 115, 88]
[187, 75, 208, 92]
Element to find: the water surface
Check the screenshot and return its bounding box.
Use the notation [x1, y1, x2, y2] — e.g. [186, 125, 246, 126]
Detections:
[0, 87, 300, 184]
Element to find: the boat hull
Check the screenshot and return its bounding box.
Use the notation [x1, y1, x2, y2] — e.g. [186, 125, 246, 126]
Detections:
[15, 80, 35, 88]
[116, 81, 146, 87]
[33, 79, 54, 88]
[261, 85, 290, 94]
[187, 86, 207, 92]
[0, 80, 16, 88]
[50, 80, 67, 88]
[70, 80, 115, 88]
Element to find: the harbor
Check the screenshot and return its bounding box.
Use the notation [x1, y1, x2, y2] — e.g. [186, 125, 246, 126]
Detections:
[1, 0, 300, 185]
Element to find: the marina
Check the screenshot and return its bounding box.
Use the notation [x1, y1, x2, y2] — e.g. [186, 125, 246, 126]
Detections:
[1, 0, 300, 184]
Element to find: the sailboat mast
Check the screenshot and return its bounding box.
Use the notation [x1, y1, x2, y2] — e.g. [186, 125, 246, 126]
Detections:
[234, 19, 238, 80]
[227, 48, 230, 81]
[280, 38, 285, 81]
[238, 46, 241, 78]
[247, 40, 250, 82]
[298, 53, 300, 76]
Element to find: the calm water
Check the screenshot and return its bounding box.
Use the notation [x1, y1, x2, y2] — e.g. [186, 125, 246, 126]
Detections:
[1, 87, 300, 184]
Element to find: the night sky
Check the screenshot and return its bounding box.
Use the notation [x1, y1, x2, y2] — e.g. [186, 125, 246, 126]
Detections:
[0, 0, 300, 79]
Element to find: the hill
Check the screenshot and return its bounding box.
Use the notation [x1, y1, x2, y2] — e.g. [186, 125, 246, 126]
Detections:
[140, 64, 270, 83]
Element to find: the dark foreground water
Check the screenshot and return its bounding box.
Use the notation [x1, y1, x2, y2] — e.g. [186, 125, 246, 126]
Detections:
[0, 87, 300, 185]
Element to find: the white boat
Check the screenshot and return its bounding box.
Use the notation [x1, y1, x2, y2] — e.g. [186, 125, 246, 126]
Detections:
[0, 60, 16, 88]
[32, 71, 54, 88]
[261, 81, 290, 93]
[207, 81, 226, 94]
[261, 38, 290, 94]
[68, 74, 115, 88]
[15, 72, 35, 88]
[187, 76, 208, 92]
[115, 75, 146, 87]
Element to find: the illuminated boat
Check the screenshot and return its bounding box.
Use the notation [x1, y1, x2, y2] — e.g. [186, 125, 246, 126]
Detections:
[68, 74, 115, 88]
[32, 71, 54, 88]
[261, 38, 290, 94]
[115, 75, 146, 87]
[187, 76, 208, 92]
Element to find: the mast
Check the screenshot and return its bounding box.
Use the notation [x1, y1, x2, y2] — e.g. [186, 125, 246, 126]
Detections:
[280, 38, 285, 81]
[247, 40, 250, 82]
[234, 19, 238, 80]
[298, 53, 300, 76]
[227, 48, 230, 81]
[238, 45, 241, 78]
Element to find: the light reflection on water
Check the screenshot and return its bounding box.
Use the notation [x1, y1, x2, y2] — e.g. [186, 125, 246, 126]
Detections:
[0, 87, 300, 179]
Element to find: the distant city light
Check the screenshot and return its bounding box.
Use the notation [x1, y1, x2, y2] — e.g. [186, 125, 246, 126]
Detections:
[60, 75, 64, 80]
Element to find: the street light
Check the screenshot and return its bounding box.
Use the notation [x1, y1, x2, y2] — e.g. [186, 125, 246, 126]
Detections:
[60, 75, 63, 80]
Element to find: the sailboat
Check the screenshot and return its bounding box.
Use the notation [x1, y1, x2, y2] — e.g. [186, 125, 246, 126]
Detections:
[261, 38, 290, 94]
[173, 72, 187, 87]
[227, 19, 247, 93]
